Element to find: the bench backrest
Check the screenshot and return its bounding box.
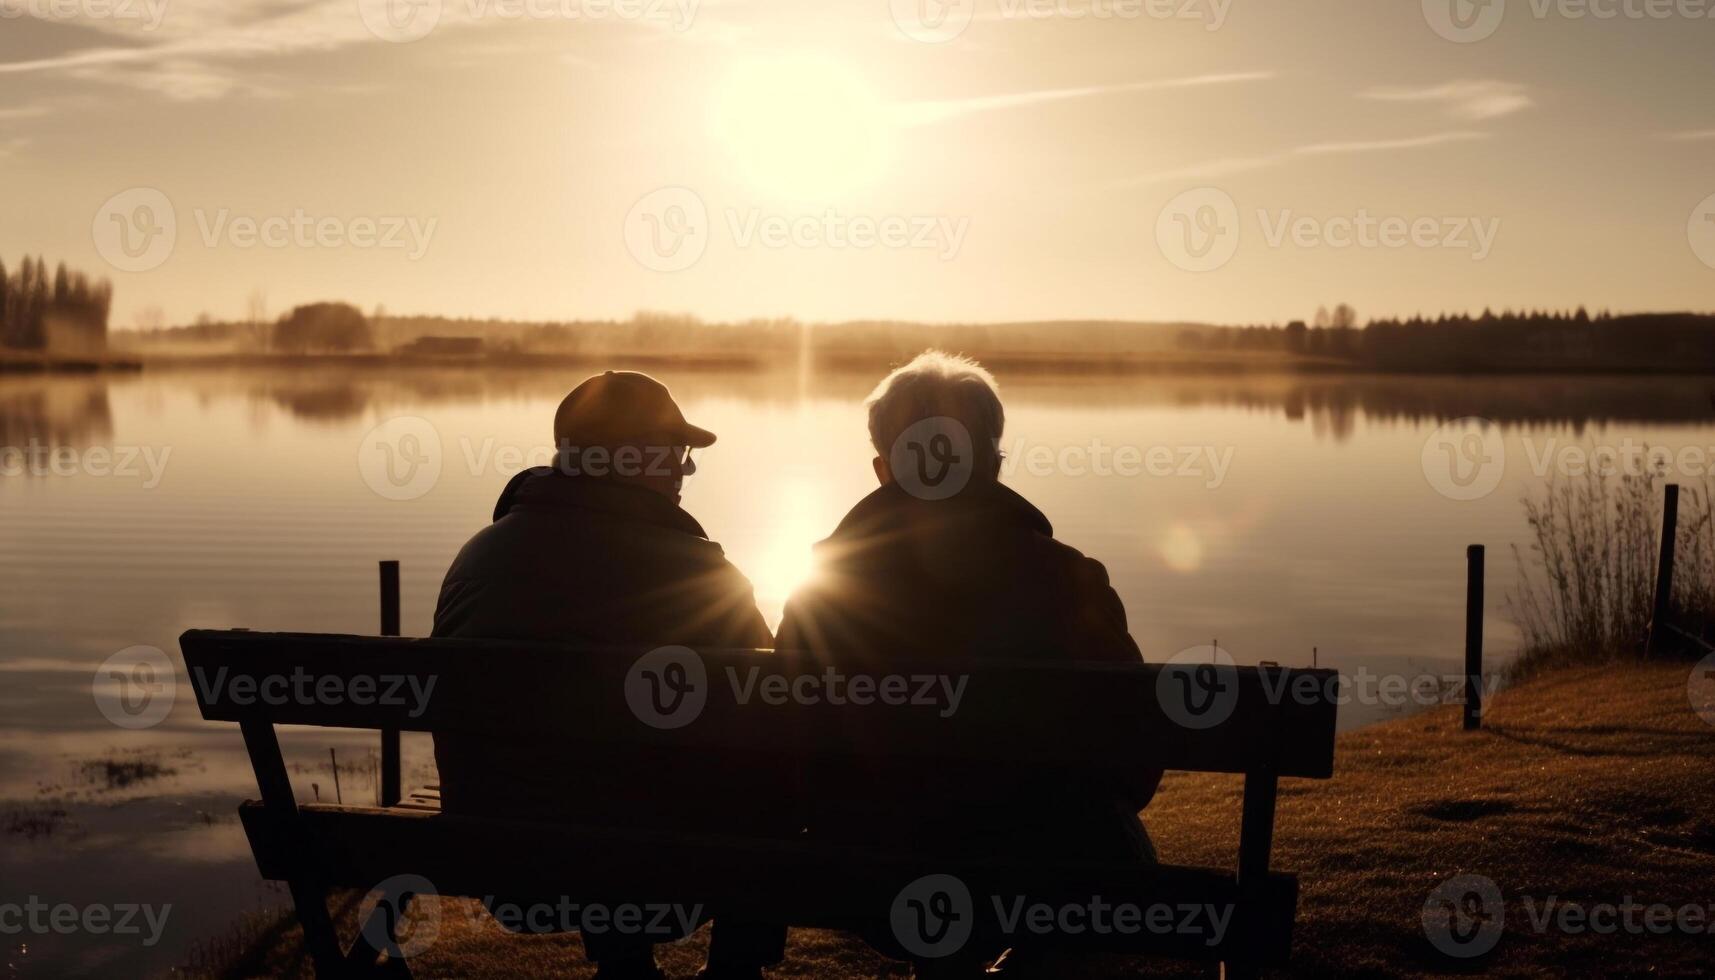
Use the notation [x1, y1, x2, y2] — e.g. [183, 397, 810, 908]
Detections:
[181, 630, 1338, 778]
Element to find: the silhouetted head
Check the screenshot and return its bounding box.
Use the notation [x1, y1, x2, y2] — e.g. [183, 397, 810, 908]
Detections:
[865, 350, 1004, 490]
[552, 371, 714, 504]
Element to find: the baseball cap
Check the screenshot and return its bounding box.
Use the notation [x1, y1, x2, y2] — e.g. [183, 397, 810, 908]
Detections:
[553, 371, 716, 449]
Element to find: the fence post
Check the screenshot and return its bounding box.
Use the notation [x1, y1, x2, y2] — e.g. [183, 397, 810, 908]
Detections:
[1647, 485, 1680, 657]
[379, 560, 402, 807]
[1465, 545, 1484, 731]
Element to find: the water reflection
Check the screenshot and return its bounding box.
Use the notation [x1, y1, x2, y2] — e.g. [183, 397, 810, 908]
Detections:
[0, 379, 112, 450]
[111, 365, 1715, 435]
[3, 365, 1714, 976]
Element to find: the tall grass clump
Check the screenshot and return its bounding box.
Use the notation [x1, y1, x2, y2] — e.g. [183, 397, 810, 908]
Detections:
[1508, 466, 1714, 679]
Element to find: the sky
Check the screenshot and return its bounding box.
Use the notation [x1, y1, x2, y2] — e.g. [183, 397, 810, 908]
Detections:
[1, 0, 1712, 328]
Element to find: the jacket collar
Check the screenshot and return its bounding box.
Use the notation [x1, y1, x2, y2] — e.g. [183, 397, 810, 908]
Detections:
[827, 479, 1054, 544]
[492, 466, 710, 539]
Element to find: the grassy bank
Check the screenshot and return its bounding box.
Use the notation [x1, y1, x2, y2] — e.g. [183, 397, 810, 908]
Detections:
[177, 660, 1715, 978]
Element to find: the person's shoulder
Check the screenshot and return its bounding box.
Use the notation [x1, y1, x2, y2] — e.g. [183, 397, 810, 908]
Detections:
[1029, 527, 1116, 587]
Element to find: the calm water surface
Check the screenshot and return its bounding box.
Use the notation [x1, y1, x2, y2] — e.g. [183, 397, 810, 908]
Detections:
[3, 365, 1713, 976]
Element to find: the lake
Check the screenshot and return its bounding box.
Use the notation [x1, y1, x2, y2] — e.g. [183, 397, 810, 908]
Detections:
[3, 364, 1713, 976]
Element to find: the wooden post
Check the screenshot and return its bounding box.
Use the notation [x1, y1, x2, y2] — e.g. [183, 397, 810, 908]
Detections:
[1647, 485, 1680, 657]
[379, 560, 403, 808]
[1465, 545, 1484, 731]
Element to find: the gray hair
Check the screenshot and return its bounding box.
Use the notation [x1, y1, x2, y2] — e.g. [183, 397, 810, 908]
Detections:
[865, 350, 1004, 469]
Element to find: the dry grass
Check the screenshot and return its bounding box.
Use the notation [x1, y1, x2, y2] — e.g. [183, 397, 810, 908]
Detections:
[1509, 470, 1715, 680]
[177, 662, 1715, 979]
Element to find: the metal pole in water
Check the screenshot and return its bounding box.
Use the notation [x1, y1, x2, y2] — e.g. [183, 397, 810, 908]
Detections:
[379, 560, 402, 807]
[1647, 485, 1680, 658]
[1465, 545, 1484, 731]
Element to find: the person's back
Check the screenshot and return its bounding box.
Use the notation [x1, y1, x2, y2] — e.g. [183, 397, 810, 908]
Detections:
[433, 465, 773, 825]
[776, 352, 1160, 864]
[428, 371, 784, 980]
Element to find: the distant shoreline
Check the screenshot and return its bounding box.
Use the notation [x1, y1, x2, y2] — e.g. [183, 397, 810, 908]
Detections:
[17, 349, 1715, 378]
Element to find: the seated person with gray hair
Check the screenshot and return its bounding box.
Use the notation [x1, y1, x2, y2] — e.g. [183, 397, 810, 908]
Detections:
[777, 350, 1160, 978]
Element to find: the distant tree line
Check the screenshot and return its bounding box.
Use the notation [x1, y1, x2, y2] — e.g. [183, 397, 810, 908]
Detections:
[0, 256, 113, 352]
[1190, 304, 1715, 371]
[270, 302, 374, 353]
[116, 299, 1715, 372]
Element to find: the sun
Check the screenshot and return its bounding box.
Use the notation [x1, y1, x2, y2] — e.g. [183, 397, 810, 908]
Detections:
[708, 53, 891, 200]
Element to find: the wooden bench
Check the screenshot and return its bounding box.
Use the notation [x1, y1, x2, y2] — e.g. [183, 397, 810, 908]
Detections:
[182, 629, 1338, 979]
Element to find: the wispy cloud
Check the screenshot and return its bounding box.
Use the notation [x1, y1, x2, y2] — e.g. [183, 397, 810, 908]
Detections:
[0, 104, 52, 121]
[1360, 80, 1533, 121]
[1664, 129, 1715, 142]
[0, 0, 687, 101]
[1121, 130, 1487, 186]
[890, 71, 1274, 127]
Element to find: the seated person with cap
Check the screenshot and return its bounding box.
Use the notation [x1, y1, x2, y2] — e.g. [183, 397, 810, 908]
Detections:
[432, 371, 787, 980]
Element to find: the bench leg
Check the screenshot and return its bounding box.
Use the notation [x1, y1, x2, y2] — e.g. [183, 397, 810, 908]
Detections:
[347, 885, 419, 979]
[1220, 962, 1261, 980]
[285, 876, 349, 977]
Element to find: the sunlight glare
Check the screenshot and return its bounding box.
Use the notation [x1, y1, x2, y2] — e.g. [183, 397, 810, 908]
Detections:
[1159, 522, 1204, 573]
[753, 479, 824, 616]
[709, 54, 891, 199]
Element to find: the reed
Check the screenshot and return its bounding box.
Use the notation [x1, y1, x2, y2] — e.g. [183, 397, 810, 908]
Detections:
[1509, 466, 1715, 678]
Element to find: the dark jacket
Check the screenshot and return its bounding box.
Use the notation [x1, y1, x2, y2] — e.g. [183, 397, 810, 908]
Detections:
[776, 480, 1160, 858]
[431, 468, 776, 828]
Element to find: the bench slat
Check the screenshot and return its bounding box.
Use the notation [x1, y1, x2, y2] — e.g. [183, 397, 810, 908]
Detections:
[181, 631, 1337, 778]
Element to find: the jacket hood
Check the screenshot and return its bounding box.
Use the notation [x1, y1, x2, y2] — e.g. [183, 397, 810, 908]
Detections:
[491, 466, 710, 539]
